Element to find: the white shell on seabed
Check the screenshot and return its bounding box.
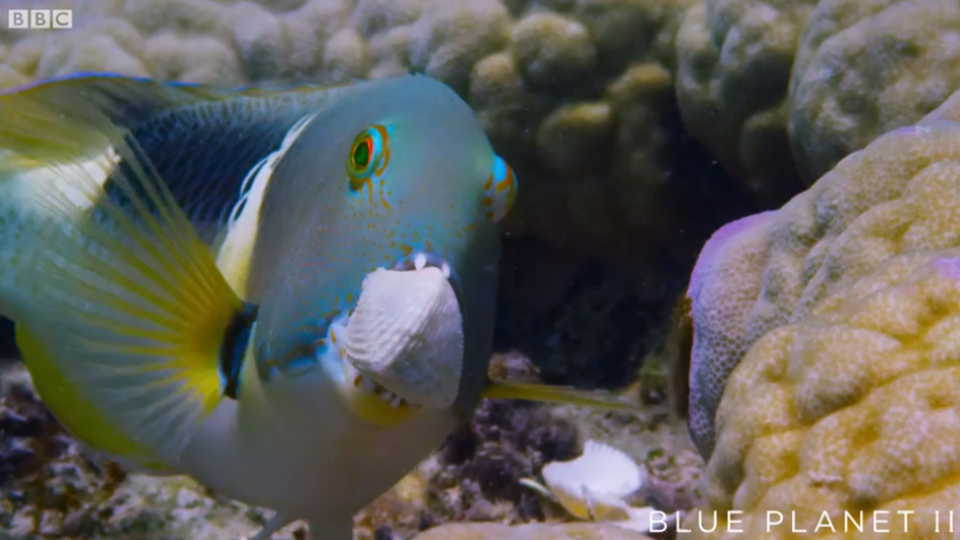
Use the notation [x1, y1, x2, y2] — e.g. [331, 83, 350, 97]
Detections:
[343, 265, 464, 409]
[520, 440, 676, 534]
[542, 439, 645, 520]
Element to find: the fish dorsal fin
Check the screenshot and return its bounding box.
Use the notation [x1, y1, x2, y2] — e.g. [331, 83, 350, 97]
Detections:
[0, 74, 348, 246]
[0, 73, 226, 166]
[0, 77, 245, 468]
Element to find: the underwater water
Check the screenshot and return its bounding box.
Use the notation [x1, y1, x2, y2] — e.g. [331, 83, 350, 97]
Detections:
[1, 0, 960, 539]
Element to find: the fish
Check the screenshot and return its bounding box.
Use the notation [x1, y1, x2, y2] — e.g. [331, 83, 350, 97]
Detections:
[0, 72, 642, 540]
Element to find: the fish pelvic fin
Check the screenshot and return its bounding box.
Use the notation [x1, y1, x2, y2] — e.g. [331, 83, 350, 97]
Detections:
[4, 84, 245, 468]
[481, 379, 643, 412]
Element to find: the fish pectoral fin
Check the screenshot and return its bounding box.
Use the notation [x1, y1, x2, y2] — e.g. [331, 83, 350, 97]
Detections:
[14, 87, 244, 468]
[480, 379, 642, 411]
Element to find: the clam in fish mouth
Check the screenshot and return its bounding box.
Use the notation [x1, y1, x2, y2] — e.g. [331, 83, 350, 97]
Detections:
[340, 255, 464, 410]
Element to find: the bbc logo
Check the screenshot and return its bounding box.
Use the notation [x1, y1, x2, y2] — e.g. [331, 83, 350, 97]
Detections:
[7, 9, 73, 29]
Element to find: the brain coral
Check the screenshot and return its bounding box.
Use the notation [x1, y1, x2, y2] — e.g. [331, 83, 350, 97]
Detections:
[683, 94, 960, 537]
[675, 0, 816, 206]
[788, 0, 960, 184]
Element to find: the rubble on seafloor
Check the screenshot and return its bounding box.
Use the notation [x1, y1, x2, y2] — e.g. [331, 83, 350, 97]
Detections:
[0, 351, 701, 540]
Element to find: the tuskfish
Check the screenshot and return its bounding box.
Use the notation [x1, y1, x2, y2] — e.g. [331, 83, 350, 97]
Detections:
[0, 72, 638, 539]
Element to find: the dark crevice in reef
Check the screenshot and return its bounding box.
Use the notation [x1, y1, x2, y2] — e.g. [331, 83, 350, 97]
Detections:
[492, 103, 762, 393]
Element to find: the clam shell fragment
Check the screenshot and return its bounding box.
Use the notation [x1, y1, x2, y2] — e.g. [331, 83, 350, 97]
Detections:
[521, 440, 677, 534]
[541, 439, 645, 521]
[344, 265, 464, 409]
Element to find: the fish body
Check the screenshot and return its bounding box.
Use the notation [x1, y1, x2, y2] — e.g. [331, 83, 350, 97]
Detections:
[0, 72, 635, 539]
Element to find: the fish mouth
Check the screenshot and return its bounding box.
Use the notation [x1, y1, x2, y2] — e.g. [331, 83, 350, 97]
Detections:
[342, 360, 417, 409]
[336, 251, 465, 419]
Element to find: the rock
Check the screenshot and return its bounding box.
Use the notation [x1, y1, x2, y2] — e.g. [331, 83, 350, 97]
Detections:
[411, 522, 655, 540]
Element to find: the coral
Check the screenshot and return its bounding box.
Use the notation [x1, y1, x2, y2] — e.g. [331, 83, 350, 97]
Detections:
[409, 0, 511, 95]
[145, 33, 242, 85]
[676, 0, 960, 204]
[788, 0, 960, 183]
[675, 0, 816, 205]
[685, 210, 778, 458]
[409, 521, 654, 540]
[683, 99, 960, 536]
[510, 12, 595, 91]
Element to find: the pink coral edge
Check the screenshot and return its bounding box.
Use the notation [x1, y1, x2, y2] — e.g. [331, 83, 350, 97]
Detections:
[687, 210, 777, 305]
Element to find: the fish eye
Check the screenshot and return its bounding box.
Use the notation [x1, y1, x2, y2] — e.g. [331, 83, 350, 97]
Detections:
[347, 125, 390, 191]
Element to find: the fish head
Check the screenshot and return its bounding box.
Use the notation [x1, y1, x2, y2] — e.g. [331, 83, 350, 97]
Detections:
[248, 74, 518, 424]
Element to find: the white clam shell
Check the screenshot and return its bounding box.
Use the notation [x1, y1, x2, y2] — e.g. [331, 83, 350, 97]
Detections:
[343, 265, 464, 409]
[541, 440, 646, 521]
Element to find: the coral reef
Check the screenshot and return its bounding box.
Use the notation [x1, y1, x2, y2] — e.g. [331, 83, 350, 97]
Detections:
[419, 352, 699, 530]
[676, 0, 960, 206]
[7, 0, 960, 538]
[409, 522, 653, 540]
[675, 0, 816, 205]
[683, 94, 960, 537]
[788, 0, 960, 183]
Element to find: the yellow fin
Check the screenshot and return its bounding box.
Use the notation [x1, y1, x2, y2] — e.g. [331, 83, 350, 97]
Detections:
[6, 86, 243, 468]
[481, 380, 642, 411]
[16, 325, 172, 473]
